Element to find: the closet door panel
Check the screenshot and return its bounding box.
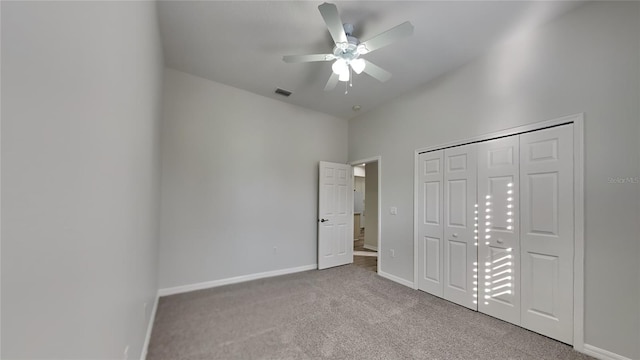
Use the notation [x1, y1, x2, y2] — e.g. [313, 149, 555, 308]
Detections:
[477, 136, 521, 325]
[417, 151, 444, 296]
[520, 125, 574, 344]
[443, 144, 478, 310]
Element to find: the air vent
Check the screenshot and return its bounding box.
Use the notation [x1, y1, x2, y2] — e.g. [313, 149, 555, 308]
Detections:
[275, 88, 292, 97]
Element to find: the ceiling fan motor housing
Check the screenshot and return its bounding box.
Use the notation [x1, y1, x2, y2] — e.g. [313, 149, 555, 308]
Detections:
[333, 26, 361, 61]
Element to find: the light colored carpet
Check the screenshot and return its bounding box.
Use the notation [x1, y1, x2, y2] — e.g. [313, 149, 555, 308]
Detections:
[148, 265, 593, 360]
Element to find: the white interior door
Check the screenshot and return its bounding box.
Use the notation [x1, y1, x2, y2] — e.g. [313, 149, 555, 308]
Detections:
[520, 125, 574, 344]
[443, 144, 478, 310]
[318, 161, 353, 270]
[417, 151, 444, 296]
[477, 136, 521, 325]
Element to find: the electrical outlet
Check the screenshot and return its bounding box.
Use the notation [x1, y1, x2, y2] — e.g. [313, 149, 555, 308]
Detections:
[390, 207, 398, 215]
[123, 345, 129, 360]
[390, 249, 395, 258]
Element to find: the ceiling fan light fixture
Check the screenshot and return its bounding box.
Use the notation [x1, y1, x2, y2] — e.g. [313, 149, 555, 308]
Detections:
[338, 70, 350, 82]
[350, 58, 366, 74]
[332, 59, 348, 75]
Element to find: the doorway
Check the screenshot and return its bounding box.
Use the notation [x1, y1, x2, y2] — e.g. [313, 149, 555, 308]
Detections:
[351, 157, 381, 273]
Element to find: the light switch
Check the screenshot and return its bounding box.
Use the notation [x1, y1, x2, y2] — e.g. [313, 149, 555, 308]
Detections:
[390, 206, 398, 215]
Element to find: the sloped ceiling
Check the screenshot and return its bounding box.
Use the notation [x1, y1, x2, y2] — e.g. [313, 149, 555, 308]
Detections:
[157, 1, 583, 119]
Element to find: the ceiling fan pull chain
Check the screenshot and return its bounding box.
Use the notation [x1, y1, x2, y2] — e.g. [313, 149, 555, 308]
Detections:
[349, 67, 353, 87]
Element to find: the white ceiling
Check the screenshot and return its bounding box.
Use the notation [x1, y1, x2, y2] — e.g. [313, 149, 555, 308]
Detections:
[157, 1, 582, 119]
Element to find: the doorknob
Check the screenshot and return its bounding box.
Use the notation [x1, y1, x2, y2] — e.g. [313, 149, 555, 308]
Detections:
[497, 238, 504, 244]
[319, 219, 329, 223]
[452, 233, 458, 238]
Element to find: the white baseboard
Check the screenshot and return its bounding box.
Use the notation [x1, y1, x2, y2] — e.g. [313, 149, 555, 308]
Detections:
[582, 344, 633, 360]
[140, 294, 159, 360]
[354, 250, 377, 257]
[378, 271, 414, 289]
[363, 244, 378, 251]
[157, 264, 317, 297]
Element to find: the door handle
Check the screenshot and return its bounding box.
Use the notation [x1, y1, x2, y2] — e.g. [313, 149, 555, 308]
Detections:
[319, 219, 329, 223]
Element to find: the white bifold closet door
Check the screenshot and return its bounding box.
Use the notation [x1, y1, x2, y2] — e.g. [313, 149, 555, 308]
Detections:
[477, 136, 521, 325]
[520, 125, 574, 344]
[417, 150, 444, 296]
[417, 124, 574, 344]
[443, 145, 478, 310]
[417, 145, 478, 310]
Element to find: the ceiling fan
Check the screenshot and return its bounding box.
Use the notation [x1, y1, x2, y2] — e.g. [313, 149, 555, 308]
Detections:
[283, 2, 414, 92]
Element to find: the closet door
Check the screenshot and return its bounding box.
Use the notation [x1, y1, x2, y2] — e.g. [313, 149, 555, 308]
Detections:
[417, 150, 444, 296]
[443, 144, 478, 310]
[520, 125, 574, 344]
[477, 136, 521, 325]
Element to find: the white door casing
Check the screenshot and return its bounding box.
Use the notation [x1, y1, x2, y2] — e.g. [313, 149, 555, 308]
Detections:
[318, 161, 353, 270]
[417, 150, 444, 296]
[477, 136, 521, 325]
[443, 144, 478, 310]
[520, 125, 574, 344]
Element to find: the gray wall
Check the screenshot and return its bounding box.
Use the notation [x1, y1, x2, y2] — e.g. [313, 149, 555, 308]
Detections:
[1, 1, 163, 359]
[364, 162, 378, 250]
[349, 2, 639, 358]
[158, 69, 348, 289]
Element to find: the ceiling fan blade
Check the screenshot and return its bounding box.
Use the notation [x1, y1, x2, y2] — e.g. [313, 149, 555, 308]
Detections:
[324, 73, 339, 91]
[358, 21, 414, 54]
[318, 2, 348, 47]
[363, 60, 392, 83]
[283, 54, 335, 63]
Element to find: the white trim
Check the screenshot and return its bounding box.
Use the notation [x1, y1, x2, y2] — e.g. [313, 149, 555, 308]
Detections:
[349, 156, 382, 275]
[413, 151, 420, 289]
[362, 244, 378, 252]
[582, 344, 633, 360]
[377, 159, 381, 274]
[415, 114, 578, 154]
[0, 2, 3, 352]
[413, 113, 585, 346]
[573, 113, 585, 352]
[140, 294, 159, 360]
[354, 251, 377, 257]
[157, 264, 317, 297]
[378, 271, 414, 288]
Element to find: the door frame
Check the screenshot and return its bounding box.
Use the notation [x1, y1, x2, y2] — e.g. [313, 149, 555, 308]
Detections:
[350, 156, 382, 274]
[412, 113, 585, 351]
